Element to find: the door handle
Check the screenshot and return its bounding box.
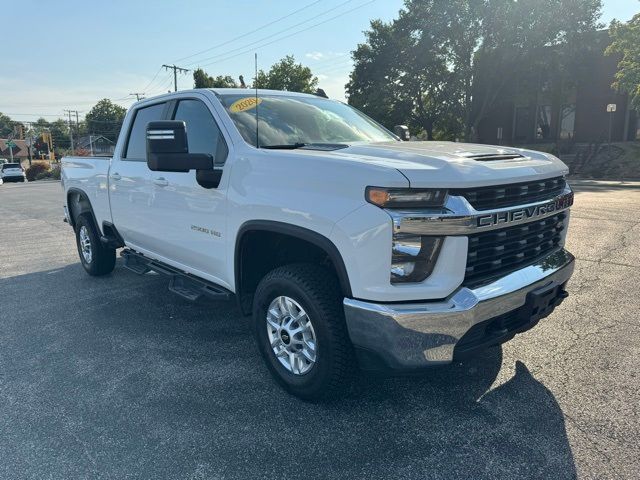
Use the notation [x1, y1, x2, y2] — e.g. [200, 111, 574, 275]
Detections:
[153, 177, 169, 187]
[110, 172, 121, 181]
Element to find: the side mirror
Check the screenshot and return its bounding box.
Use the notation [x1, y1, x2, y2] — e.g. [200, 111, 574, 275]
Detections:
[394, 125, 410, 141]
[146, 121, 213, 172]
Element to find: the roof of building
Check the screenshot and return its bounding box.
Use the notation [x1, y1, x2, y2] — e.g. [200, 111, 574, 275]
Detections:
[75, 135, 114, 149]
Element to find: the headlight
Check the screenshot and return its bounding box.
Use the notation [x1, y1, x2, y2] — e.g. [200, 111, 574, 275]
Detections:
[366, 187, 447, 209]
[391, 235, 443, 284]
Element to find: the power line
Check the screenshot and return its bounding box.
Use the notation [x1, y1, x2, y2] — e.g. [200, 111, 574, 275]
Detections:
[141, 66, 164, 92]
[129, 92, 145, 101]
[147, 75, 175, 95]
[162, 64, 190, 92]
[186, 0, 358, 68]
[174, 0, 324, 63]
[197, 0, 376, 69]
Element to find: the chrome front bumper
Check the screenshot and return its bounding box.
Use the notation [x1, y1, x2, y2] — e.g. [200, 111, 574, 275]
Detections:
[343, 248, 575, 370]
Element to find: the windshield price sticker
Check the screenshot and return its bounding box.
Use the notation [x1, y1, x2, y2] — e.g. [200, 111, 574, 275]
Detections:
[229, 97, 263, 113]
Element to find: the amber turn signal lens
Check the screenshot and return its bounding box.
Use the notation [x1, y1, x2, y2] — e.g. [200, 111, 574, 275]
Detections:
[365, 187, 447, 209]
[366, 188, 390, 207]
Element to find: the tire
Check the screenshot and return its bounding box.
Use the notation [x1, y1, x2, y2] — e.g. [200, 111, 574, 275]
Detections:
[74, 212, 116, 276]
[252, 263, 353, 400]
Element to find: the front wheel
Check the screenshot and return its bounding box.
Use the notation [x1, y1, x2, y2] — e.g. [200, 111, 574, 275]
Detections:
[252, 264, 353, 400]
[74, 213, 116, 276]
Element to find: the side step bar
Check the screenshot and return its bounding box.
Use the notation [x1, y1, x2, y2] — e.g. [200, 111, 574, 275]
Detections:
[121, 249, 231, 302]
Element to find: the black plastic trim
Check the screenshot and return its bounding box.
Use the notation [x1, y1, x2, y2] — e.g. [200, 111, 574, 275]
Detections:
[101, 221, 126, 248]
[66, 187, 99, 231]
[234, 220, 353, 313]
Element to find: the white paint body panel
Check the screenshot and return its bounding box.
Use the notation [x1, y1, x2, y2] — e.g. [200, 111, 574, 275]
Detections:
[62, 88, 571, 302]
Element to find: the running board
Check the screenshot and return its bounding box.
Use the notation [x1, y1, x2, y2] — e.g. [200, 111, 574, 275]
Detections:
[121, 249, 231, 302]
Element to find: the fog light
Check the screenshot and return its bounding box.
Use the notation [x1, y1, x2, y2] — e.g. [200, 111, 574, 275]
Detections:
[391, 235, 443, 283]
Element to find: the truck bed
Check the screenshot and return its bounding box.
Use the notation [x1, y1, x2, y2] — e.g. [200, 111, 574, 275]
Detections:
[61, 156, 112, 232]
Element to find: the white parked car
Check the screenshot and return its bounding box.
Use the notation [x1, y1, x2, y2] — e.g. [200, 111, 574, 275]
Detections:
[61, 89, 574, 399]
[1, 163, 27, 182]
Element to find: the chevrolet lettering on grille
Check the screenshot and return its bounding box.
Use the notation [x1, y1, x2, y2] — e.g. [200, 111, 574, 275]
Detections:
[476, 191, 574, 228]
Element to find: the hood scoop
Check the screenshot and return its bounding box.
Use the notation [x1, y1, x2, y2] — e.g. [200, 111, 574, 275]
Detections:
[463, 153, 525, 162]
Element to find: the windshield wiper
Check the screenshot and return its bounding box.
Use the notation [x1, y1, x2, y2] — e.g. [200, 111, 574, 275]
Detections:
[259, 142, 308, 149]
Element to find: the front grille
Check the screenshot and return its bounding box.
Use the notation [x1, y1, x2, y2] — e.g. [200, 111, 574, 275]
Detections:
[464, 212, 567, 287]
[451, 177, 566, 211]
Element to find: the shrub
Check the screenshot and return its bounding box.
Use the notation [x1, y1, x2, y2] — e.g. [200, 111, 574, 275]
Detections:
[50, 164, 61, 180]
[25, 161, 50, 181]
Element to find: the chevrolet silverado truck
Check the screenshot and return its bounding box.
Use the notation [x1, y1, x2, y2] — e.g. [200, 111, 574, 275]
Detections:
[62, 88, 575, 399]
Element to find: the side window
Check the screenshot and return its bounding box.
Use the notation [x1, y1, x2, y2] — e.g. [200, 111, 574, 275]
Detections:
[124, 103, 166, 159]
[173, 99, 228, 165]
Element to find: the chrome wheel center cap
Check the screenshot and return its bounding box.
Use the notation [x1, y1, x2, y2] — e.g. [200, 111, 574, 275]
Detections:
[280, 330, 291, 344]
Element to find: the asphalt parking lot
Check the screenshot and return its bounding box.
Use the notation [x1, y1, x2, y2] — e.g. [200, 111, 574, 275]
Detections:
[0, 180, 639, 479]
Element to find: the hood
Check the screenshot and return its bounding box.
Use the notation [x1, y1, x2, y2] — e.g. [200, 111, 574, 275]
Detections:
[322, 141, 569, 188]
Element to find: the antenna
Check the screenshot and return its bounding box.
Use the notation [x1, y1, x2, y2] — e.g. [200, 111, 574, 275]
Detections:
[255, 53, 260, 148]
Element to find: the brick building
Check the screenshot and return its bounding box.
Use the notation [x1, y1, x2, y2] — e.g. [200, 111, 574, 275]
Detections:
[475, 31, 638, 146]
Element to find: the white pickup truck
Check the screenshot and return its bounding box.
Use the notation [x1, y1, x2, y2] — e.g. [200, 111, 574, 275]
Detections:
[62, 88, 575, 399]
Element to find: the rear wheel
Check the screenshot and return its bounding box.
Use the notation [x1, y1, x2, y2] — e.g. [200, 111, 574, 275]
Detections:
[74, 213, 116, 276]
[252, 264, 353, 400]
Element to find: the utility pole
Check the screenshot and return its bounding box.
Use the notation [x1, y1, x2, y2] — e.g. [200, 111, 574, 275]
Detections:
[26, 124, 33, 166]
[162, 64, 190, 92]
[129, 92, 145, 101]
[6, 133, 14, 162]
[606, 104, 616, 159]
[64, 109, 79, 153]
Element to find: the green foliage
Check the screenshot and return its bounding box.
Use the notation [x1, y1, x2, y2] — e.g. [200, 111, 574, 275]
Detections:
[0, 112, 16, 137]
[50, 163, 61, 180]
[25, 161, 50, 181]
[27, 118, 71, 150]
[254, 55, 318, 93]
[607, 13, 640, 110]
[347, 0, 603, 140]
[85, 99, 127, 142]
[193, 68, 239, 88]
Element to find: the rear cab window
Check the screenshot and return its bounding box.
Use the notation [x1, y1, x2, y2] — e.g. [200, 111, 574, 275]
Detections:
[124, 103, 166, 160]
[2, 163, 21, 170]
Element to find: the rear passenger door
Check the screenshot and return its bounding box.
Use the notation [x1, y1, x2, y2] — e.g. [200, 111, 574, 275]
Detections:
[109, 101, 167, 248]
[144, 97, 230, 285]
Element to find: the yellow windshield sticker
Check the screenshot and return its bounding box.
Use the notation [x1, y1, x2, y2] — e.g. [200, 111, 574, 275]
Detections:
[229, 97, 262, 113]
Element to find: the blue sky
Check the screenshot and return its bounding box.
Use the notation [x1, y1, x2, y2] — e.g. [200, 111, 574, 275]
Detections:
[2, 0, 637, 122]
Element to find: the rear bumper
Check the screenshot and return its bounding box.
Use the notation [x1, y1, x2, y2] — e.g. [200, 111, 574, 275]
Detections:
[1, 175, 26, 182]
[343, 248, 574, 371]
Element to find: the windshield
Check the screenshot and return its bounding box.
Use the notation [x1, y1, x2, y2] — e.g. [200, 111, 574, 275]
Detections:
[218, 94, 396, 147]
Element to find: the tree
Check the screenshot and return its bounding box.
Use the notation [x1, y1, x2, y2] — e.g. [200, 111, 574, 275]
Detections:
[347, 0, 603, 140]
[0, 112, 15, 137]
[193, 68, 239, 88]
[85, 99, 127, 142]
[255, 55, 318, 93]
[470, 0, 602, 139]
[347, 21, 416, 135]
[607, 13, 640, 110]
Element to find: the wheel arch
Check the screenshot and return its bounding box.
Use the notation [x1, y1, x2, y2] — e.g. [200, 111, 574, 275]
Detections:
[66, 188, 99, 231]
[234, 220, 352, 315]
